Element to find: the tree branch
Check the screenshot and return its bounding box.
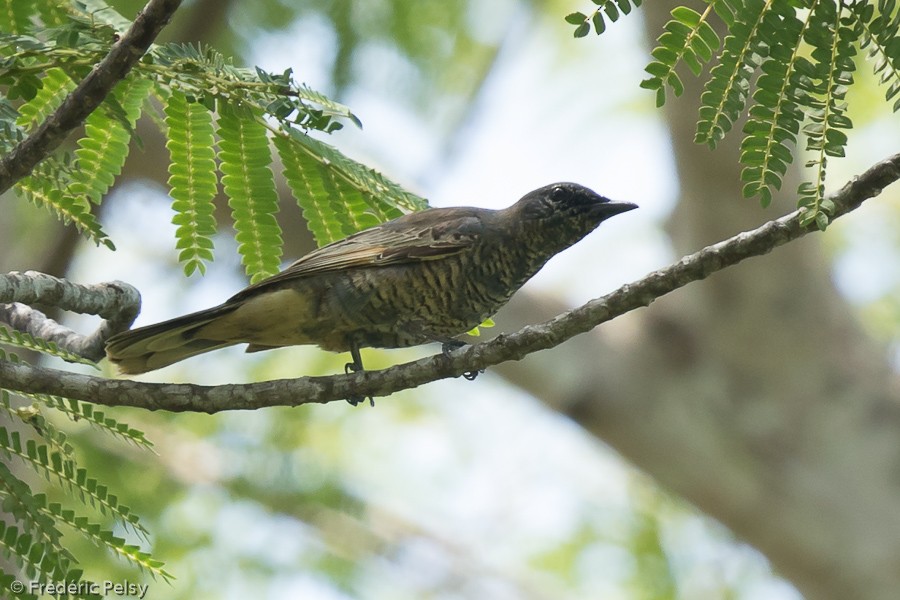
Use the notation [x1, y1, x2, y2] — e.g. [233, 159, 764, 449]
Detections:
[0, 271, 141, 362]
[1, 152, 899, 411]
[0, 0, 183, 194]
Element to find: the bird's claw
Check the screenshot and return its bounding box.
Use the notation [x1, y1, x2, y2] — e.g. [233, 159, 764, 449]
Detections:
[462, 369, 483, 381]
[346, 395, 374, 407]
[344, 358, 374, 407]
[440, 341, 481, 381]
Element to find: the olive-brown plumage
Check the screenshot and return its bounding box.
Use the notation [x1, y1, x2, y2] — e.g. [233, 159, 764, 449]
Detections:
[105, 183, 636, 375]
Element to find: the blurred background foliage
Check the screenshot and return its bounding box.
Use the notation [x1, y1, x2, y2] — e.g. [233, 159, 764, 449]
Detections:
[3, 0, 900, 598]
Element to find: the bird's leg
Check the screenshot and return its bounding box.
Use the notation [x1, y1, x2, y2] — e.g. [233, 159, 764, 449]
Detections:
[344, 342, 365, 373]
[439, 338, 482, 381]
[344, 342, 373, 407]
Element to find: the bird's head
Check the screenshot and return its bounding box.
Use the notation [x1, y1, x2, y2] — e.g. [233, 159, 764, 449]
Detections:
[509, 182, 637, 245]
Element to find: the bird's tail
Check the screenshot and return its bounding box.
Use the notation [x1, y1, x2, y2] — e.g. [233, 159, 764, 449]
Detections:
[105, 304, 240, 374]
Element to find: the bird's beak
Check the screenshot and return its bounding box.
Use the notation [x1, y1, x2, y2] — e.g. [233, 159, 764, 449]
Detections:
[591, 200, 638, 219]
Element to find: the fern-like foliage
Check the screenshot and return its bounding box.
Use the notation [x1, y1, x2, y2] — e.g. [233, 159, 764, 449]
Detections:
[275, 130, 425, 245]
[165, 91, 218, 276]
[738, 2, 808, 208]
[0, 460, 74, 581]
[0, 324, 98, 367]
[857, 0, 900, 111]
[217, 102, 284, 281]
[796, 0, 857, 227]
[15, 169, 114, 250]
[0, 424, 149, 538]
[641, 5, 720, 107]
[27, 389, 155, 451]
[569, 0, 900, 228]
[6, 65, 115, 248]
[67, 75, 152, 205]
[565, 0, 643, 38]
[273, 134, 351, 244]
[0, 0, 36, 35]
[0, 520, 61, 598]
[2, 1, 423, 280]
[0, 348, 159, 585]
[44, 502, 169, 579]
[697, 1, 769, 147]
[13, 67, 74, 129]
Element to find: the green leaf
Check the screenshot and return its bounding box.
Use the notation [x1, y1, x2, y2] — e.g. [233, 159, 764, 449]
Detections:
[67, 76, 152, 205]
[274, 135, 351, 245]
[603, 2, 620, 22]
[567, 1, 641, 37]
[14, 174, 114, 250]
[592, 11, 606, 35]
[0, 0, 37, 34]
[44, 503, 171, 580]
[0, 325, 98, 366]
[293, 84, 362, 128]
[671, 6, 701, 27]
[15, 68, 74, 130]
[614, 0, 634, 15]
[277, 127, 426, 244]
[216, 102, 283, 282]
[165, 91, 219, 276]
[736, 5, 809, 205]
[854, 0, 900, 112]
[697, 21, 721, 52]
[275, 129, 412, 244]
[798, 0, 856, 217]
[642, 5, 718, 105]
[695, 0, 769, 147]
[1, 394, 74, 461]
[683, 50, 703, 76]
[0, 426, 148, 538]
[0, 460, 72, 582]
[72, 0, 132, 30]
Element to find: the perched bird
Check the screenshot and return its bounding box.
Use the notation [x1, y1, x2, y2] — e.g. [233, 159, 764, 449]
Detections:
[106, 182, 636, 380]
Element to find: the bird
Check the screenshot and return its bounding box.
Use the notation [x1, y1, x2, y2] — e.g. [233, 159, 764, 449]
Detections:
[105, 182, 637, 385]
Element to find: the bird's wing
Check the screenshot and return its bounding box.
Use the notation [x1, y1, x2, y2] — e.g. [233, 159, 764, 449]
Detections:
[229, 211, 483, 301]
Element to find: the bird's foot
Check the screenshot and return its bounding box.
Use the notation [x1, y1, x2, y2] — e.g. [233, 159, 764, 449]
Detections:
[462, 369, 483, 381]
[440, 340, 482, 381]
[344, 354, 374, 407]
[441, 339, 467, 357]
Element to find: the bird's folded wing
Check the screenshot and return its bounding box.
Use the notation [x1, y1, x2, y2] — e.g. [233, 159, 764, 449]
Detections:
[228, 213, 483, 301]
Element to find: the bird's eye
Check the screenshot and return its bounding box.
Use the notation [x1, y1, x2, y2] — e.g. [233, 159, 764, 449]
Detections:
[550, 186, 568, 202]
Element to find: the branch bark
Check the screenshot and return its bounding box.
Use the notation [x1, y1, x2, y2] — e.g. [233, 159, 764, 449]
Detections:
[0, 271, 140, 361]
[0, 0, 183, 194]
[1, 152, 897, 411]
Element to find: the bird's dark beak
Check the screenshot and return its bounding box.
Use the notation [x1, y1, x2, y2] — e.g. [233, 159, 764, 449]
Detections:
[591, 199, 638, 219]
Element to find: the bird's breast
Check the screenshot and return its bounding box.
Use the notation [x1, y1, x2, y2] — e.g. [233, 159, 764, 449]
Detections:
[214, 243, 541, 353]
